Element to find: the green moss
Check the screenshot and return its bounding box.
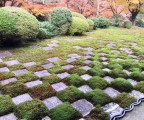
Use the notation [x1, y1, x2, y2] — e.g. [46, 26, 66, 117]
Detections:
[27, 64, 45, 72]
[87, 68, 106, 76]
[48, 65, 65, 74]
[69, 67, 86, 75]
[0, 62, 7, 67]
[135, 81, 144, 92]
[130, 71, 144, 81]
[124, 21, 132, 29]
[57, 86, 85, 103]
[49, 103, 80, 120]
[110, 69, 128, 78]
[107, 63, 123, 69]
[8, 64, 25, 71]
[0, 72, 15, 80]
[89, 61, 103, 68]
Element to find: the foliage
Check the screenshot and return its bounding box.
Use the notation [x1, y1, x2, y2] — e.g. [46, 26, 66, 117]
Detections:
[136, 19, 144, 27]
[37, 28, 47, 39]
[72, 12, 86, 19]
[110, 69, 128, 78]
[86, 19, 94, 31]
[124, 21, 132, 29]
[0, 72, 15, 80]
[88, 68, 106, 77]
[88, 17, 99, 29]
[68, 17, 89, 35]
[135, 81, 144, 92]
[130, 71, 144, 81]
[69, 67, 87, 75]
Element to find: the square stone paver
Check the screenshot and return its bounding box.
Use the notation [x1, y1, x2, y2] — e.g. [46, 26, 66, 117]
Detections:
[12, 93, 33, 105]
[103, 76, 114, 83]
[43, 96, 63, 109]
[84, 51, 93, 55]
[0, 51, 12, 58]
[12, 69, 28, 76]
[101, 57, 107, 60]
[47, 57, 61, 62]
[99, 53, 107, 56]
[81, 66, 91, 70]
[0, 67, 10, 72]
[102, 62, 109, 65]
[83, 55, 92, 59]
[104, 87, 120, 97]
[66, 58, 76, 63]
[123, 70, 132, 75]
[71, 99, 94, 116]
[129, 90, 144, 99]
[102, 68, 111, 72]
[57, 72, 70, 79]
[81, 74, 92, 81]
[25, 80, 42, 88]
[127, 79, 137, 86]
[68, 53, 81, 58]
[62, 64, 74, 70]
[102, 102, 124, 118]
[73, 46, 83, 49]
[4, 60, 20, 66]
[1, 78, 17, 85]
[42, 116, 51, 120]
[78, 85, 93, 93]
[0, 59, 3, 62]
[48, 44, 58, 47]
[42, 47, 53, 50]
[116, 58, 123, 60]
[34, 70, 50, 77]
[52, 82, 68, 91]
[51, 40, 59, 44]
[112, 50, 120, 53]
[0, 113, 17, 120]
[107, 43, 116, 46]
[84, 47, 94, 51]
[23, 62, 36, 67]
[83, 60, 92, 64]
[42, 63, 54, 69]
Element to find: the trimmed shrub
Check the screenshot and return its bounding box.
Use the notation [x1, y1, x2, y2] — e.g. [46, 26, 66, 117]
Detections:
[51, 7, 72, 35]
[136, 19, 144, 27]
[124, 21, 132, 29]
[114, 93, 136, 108]
[111, 78, 133, 92]
[86, 19, 94, 31]
[86, 89, 112, 105]
[88, 17, 99, 29]
[0, 95, 15, 115]
[68, 17, 89, 35]
[14, 100, 49, 120]
[72, 12, 86, 19]
[87, 76, 109, 89]
[49, 103, 80, 120]
[29, 83, 56, 100]
[57, 86, 85, 103]
[0, 7, 39, 46]
[135, 81, 144, 92]
[37, 28, 47, 39]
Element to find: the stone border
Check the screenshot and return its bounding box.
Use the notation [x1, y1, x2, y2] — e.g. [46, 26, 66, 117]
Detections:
[110, 98, 144, 120]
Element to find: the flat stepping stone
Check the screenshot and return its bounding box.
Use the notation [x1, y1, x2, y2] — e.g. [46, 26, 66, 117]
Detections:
[71, 99, 94, 116]
[0, 67, 9, 72]
[84, 51, 93, 55]
[102, 102, 124, 118]
[47, 57, 61, 62]
[0, 58, 3, 62]
[65, 38, 74, 41]
[66, 58, 76, 63]
[23, 62, 36, 67]
[73, 46, 83, 49]
[85, 37, 93, 39]
[116, 58, 123, 60]
[12, 69, 28, 76]
[42, 116, 51, 120]
[120, 48, 131, 51]
[103, 76, 114, 83]
[130, 42, 137, 46]
[62, 64, 74, 70]
[52, 82, 68, 91]
[127, 79, 137, 86]
[0, 51, 12, 58]
[104, 87, 120, 97]
[57, 72, 70, 79]
[0, 113, 17, 120]
[31, 45, 41, 48]
[83, 55, 92, 59]
[101, 57, 107, 60]
[12, 93, 33, 105]
[83, 60, 92, 64]
[107, 43, 116, 46]
[4, 60, 20, 66]
[25, 80, 42, 88]
[81, 74, 92, 81]
[84, 47, 93, 51]
[1, 78, 17, 85]
[123, 70, 132, 75]
[81, 66, 91, 70]
[42, 63, 54, 69]
[117, 39, 125, 42]
[48, 44, 58, 47]
[78, 85, 93, 93]
[51, 40, 59, 44]
[42, 47, 53, 50]
[43, 96, 63, 109]
[112, 50, 120, 53]
[99, 53, 107, 56]
[34, 70, 50, 77]
[68, 53, 81, 58]
[102, 62, 109, 65]
[129, 55, 137, 58]
[97, 40, 103, 42]
[129, 90, 144, 99]
[102, 68, 111, 72]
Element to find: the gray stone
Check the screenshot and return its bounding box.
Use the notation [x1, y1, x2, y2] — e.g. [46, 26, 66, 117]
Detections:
[83, 60, 92, 64]
[78, 85, 93, 93]
[85, 37, 93, 39]
[130, 42, 137, 46]
[79, 118, 85, 120]
[0, 51, 12, 58]
[120, 47, 131, 51]
[0, 59, 3, 62]
[133, 59, 139, 62]
[57, 72, 70, 79]
[129, 90, 144, 99]
[66, 58, 76, 63]
[104, 87, 120, 97]
[81, 66, 91, 70]
[81, 74, 92, 81]
[108, 43, 116, 46]
[87, 32, 93, 34]
[42, 116, 51, 120]
[101, 57, 107, 60]
[62, 64, 74, 70]
[51, 40, 59, 44]
[83, 55, 92, 59]
[116, 58, 123, 60]
[102, 102, 124, 118]
[48, 44, 58, 47]
[112, 50, 120, 53]
[31, 45, 41, 48]
[97, 40, 103, 42]
[102, 68, 111, 72]
[42, 47, 53, 50]
[42, 63, 54, 69]
[102, 62, 109, 65]
[23, 62, 36, 67]
[12, 93, 33, 105]
[1, 78, 17, 85]
[73, 46, 83, 49]
[117, 39, 125, 42]
[52, 82, 68, 91]
[4, 60, 20, 66]
[34, 70, 50, 77]
[65, 38, 74, 41]
[12, 69, 28, 76]
[47, 57, 61, 62]
[43, 96, 63, 109]
[123, 70, 132, 75]
[127, 79, 137, 86]
[84, 51, 93, 55]
[103, 76, 114, 83]
[68, 53, 81, 58]
[99, 53, 107, 56]
[0, 113, 17, 120]
[129, 55, 137, 58]
[71, 99, 94, 116]
[25, 80, 42, 88]
[84, 47, 93, 51]
[0, 67, 10, 72]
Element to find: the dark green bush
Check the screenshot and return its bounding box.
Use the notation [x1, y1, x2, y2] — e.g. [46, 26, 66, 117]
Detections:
[0, 7, 39, 46]
[111, 78, 133, 92]
[87, 76, 109, 89]
[124, 21, 132, 29]
[72, 12, 86, 19]
[51, 7, 72, 35]
[0, 95, 15, 115]
[14, 100, 49, 120]
[68, 17, 89, 35]
[135, 81, 144, 92]
[114, 93, 136, 108]
[86, 89, 112, 105]
[49, 103, 80, 120]
[37, 28, 47, 39]
[57, 86, 84, 103]
[136, 19, 144, 27]
[86, 19, 94, 31]
[88, 17, 99, 29]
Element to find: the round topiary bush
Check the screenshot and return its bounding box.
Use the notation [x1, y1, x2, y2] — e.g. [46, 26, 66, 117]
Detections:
[68, 17, 89, 35]
[136, 19, 144, 28]
[37, 28, 47, 39]
[86, 19, 94, 31]
[72, 12, 86, 20]
[50, 7, 72, 35]
[88, 17, 99, 29]
[0, 7, 39, 46]
[124, 21, 132, 29]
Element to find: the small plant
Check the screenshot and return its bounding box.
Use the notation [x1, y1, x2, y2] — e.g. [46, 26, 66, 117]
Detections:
[88, 17, 99, 29]
[72, 12, 86, 19]
[37, 28, 47, 39]
[136, 19, 144, 28]
[124, 21, 132, 29]
[130, 71, 144, 81]
[135, 81, 144, 92]
[86, 19, 94, 31]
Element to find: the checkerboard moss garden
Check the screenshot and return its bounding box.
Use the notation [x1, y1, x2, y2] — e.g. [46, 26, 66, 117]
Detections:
[0, 5, 144, 120]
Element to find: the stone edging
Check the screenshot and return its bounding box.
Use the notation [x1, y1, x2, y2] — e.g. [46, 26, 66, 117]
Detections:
[110, 98, 144, 120]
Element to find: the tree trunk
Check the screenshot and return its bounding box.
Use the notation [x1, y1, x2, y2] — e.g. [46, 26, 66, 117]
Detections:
[130, 11, 139, 25]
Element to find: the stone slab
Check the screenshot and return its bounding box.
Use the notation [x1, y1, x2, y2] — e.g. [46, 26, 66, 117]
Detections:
[102, 68, 111, 72]
[104, 87, 120, 97]
[48, 44, 58, 47]
[12, 69, 28, 76]
[34, 70, 50, 77]
[81, 66, 91, 70]
[68, 53, 81, 58]
[78, 85, 93, 93]
[42, 63, 54, 69]
[47, 57, 61, 62]
[23, 62, 36, 67]
[81, 74, 92, 81]
[42, 116, 51, 120]
[1, 78, 17, 85]
[42, 47, 53, 50]
[52, 82, 68, 91]
[4, 60, 20, 66]
[103, 76, 114, 83]
[84, 51, 93, 55]
[66, 58, 76, 63]
[83, 60, 92, 64]
[0, 113, 17, 120]
[0, 67, 10, 72]
[57, 72, 70, 79]
[62, 64, 74, 70]
[127, 79, 137, 86]
[25, 80, 42, 88]
[51, 40, 59, 44]
[0, 51, 12, 58]
[129, 90, 144, 99]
